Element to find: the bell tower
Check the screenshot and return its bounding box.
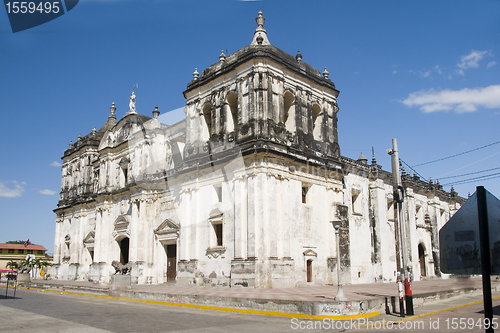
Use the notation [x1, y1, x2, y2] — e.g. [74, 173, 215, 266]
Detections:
[182, 11, 340, 168]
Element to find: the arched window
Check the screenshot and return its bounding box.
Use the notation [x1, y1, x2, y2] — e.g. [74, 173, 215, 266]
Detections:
[202, 103, 212, 140]
[312, 104, 322, 141]
[418, 243, 426, 277]
[227, 92, 238, 132]
[283, 91, 295, 133]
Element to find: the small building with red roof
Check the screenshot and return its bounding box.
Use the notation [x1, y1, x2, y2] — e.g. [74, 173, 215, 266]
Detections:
[0, 243, 48, 269]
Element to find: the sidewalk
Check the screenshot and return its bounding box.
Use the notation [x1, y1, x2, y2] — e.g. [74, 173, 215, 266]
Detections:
[10, 276, 497, 318]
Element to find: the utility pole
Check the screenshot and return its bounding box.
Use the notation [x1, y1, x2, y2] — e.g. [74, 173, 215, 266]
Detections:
[387, 138, 413, 316]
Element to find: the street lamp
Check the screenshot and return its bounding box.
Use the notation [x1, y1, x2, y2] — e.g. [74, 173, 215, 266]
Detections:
[331, 219, 347, 301]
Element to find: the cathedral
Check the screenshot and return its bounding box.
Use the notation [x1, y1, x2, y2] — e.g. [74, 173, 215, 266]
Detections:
[52, 12, 465, 288]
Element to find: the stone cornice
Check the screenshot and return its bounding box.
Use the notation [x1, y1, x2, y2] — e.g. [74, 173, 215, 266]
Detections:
[184, 45, 339, 99]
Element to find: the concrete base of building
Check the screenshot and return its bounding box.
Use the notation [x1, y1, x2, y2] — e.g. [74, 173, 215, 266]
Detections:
[12, 276, 497, 317]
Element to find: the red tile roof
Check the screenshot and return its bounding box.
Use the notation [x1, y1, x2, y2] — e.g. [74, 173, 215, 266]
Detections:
[0, 243, 47, 251]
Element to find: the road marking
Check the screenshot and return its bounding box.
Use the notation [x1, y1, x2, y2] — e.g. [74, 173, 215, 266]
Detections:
[14, 285, 379, 320]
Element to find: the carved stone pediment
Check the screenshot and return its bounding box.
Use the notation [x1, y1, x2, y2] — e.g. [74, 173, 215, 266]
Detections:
[209, 208, 223, 222]
[303, 249, 317, 257]
[119, 157, 130, 167]
[83, 231, 95, 249]
[113, 215, 131, 240]
[155, 219, 180, 244]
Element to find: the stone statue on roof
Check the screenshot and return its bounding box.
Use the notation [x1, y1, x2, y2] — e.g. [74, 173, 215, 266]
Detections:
[129, 91, 136, 114]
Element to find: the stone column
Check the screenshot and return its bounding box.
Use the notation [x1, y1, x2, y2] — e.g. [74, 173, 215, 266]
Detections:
[428, 198, 441, 277]
[404, 189, 419, 279]
[267, 174, 278, 259]
[234, 175, 248, 259]
[93, 208, 103, 263]
[246, 174, 256, 259]
[276, 176, 284, 259]
[192, 188, 199, 260]
[53, 217, 62, 263]
[368, 180, 385, 281]
[179, 189, 191, 261]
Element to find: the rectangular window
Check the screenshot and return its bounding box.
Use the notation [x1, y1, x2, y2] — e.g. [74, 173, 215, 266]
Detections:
[387, 199, 395, 221]
[37, 250, 44, 255]
[122, 167, 128, 185]
[18, 249, 24, 254]
[215, 223, 223, 246]
[415, 205, 422, 223]
[27, 250, 33, 254]
[214, 185, 222, 203]
[210, 220, 223, 248]
[0, 249, 2, 253]
[8, 249, 15, 254]
[351, 189, 362, 215]
[301, 183, 310, 204]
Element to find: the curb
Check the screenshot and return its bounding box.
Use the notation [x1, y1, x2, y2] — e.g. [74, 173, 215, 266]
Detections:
[11, 285, 380, 320]
[4, 280, 491, 320]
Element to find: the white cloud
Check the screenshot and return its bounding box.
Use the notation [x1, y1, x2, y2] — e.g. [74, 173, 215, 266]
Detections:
[50, 161, 62, 167]
[456, 50, 488, 75]
[0, 181, 25, 198]
[409, 65, 441, 78]
[421, 70, 431, 78]
[487, 61, 497, 68]
[39, 189, 56, 195]
[402, 84, 500, 113]
[392, 70, 397, 75]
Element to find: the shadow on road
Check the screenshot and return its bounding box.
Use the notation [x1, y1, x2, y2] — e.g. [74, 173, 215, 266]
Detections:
[477, 304, 500, 316]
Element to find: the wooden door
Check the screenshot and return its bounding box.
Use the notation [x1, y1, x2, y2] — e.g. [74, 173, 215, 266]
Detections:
[166, 244, 177, 282]
[307, 260, 312, 282]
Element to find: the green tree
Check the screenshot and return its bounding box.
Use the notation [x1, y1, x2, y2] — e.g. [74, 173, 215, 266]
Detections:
[28, 257, 52, 279]
[18, 256, 34, 275]
[6, 240, 32, 245]
[6, 259, 19, 270]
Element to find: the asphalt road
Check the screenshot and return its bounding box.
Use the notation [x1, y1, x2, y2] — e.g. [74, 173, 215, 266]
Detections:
[1, 287, 500, 333]
[0, 288, 301, 333]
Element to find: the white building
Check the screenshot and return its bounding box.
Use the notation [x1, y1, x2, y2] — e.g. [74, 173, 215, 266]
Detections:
[52, 12, 464, 287]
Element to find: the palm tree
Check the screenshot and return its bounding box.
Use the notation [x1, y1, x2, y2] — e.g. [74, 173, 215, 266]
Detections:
[6, 259, 18, 270]
[18, 256, 34, 276]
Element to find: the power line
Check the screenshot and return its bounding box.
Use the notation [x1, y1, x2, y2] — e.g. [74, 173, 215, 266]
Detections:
[442, 175, 500, 186]
[412, 140, 500, 167]
[439, 166, 500, 180]
[441, 172, 500, 186]
[400, 159, 428, 182]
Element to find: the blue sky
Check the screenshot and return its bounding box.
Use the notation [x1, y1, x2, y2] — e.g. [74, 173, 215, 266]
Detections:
[1, 0, 499, 253]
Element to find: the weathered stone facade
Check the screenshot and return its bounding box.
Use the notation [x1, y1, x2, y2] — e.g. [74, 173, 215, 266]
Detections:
[52, 12, 465, 287]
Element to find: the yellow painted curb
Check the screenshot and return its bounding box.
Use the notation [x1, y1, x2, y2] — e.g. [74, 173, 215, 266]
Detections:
[12, 285, 379, 320]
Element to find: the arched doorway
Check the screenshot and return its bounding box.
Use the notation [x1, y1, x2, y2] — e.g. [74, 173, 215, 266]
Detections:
[119, 237, 130, 264]
[307, 260, 313, 282]
[418, 243, 426, 277]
